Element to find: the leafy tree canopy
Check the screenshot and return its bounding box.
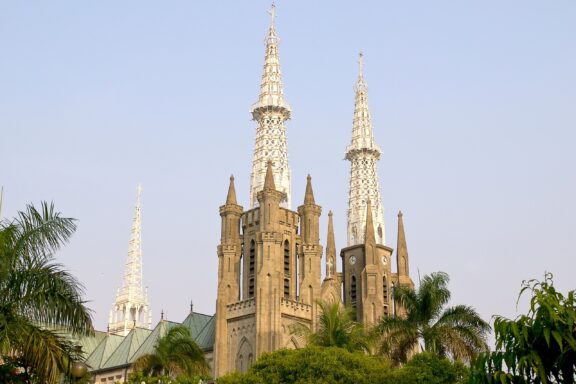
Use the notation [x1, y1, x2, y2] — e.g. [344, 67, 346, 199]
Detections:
[293, 301, 369, 353]
[471, 273, 576, 384]
[217, 346, 391, 384]
[0, 202, 93, 384]
[131, 325, 210, 380]
[217, 346, 468, 384]
[377, 271, 490, 364]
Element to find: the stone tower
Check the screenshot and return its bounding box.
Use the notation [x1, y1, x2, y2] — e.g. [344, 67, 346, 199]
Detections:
[341, 200, 394, 324]
[249, 3, 292, 209]
[108, 184, 152, 336]
[214, 163, 322, 376]
[345, 53, 386, 246]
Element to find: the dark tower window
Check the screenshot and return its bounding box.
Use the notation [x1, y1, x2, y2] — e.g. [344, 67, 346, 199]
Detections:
[284, 240, 290, 299]
[383, 276, 388, 304]
[239, 243, 244, 300]
[351, 275, 357, 308]
[295, 243, 300, 298]
[249, 240, 255, 298]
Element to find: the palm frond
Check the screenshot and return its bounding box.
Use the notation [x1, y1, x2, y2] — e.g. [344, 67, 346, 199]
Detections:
[7, 259, 93, 335]
[11, 202, 77, 264]
[5, 317, 82, 384]
[0, 202, 92, 382]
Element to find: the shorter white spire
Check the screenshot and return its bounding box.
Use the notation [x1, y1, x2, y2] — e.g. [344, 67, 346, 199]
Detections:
[108, 184, 152, 336]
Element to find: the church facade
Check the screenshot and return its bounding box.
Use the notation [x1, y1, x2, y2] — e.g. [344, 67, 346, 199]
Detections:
[213, 4, 414, 377]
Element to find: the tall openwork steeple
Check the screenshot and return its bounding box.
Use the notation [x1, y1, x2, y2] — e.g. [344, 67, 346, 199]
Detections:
[345, 52, 386, 246]
[249, 2, 292, 209]
[108, 184, 151, 336]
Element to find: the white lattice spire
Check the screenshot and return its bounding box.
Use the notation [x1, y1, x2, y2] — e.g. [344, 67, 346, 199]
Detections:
[108, 184, 151, 336]
[345, 53, 386, 246]
[249, 2, 292, 209]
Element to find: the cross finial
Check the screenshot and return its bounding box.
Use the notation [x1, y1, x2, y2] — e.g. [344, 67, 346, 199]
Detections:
[327, 258, 334, 278]
[268, 2, 276, 27]
[358, 51, 364, 77]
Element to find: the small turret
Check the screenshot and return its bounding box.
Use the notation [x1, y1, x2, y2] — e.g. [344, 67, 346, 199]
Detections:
[364, 199, 376, 246]
[298, 174, 321, 244]
[226, 175, 237, 205]
[304, 175, 315, 205]
[220, 175, 243, 244]
[263, 160, 276, 191]
[257, 161, 286, 231]
[396, 211, 409, 277]
[325, 210, 336, 278]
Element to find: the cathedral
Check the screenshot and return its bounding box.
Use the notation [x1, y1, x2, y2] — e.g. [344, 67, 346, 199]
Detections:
[84, 4, 414, 382]
[212, 3, 414, 377]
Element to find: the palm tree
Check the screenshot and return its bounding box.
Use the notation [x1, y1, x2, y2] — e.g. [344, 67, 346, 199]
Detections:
[377, 272, 489, 364]
[132, 325, 209, 379]
[293, 301, 368, 353]
[0, 202, 93, 383]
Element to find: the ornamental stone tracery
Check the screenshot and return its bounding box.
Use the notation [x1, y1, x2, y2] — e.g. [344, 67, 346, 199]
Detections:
[346, 53, 386, 246]
[249, 11, 292, 209]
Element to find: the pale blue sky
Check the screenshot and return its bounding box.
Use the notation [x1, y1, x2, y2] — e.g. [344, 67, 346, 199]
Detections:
[1, 1, 575, 338]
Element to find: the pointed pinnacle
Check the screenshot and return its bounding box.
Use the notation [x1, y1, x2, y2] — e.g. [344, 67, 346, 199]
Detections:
[268, 2, 276, 28]
[397, 210, 408, 276]
[304, 174, 315, 205]
[364, 199, 376, 245]
[326, 210, 336, 257]
[264, 160, 276, 191]
[226, 175, 237, 205]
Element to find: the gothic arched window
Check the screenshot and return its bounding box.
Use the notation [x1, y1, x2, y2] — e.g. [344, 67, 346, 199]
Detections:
[351, 276, 357, 308]
[249, 240, 255, 298]
[284, 240, 290, 299]
[383, 276, 388, 304]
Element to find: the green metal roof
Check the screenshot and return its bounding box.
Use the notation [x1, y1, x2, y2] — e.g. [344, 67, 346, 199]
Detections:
[194, 315, 216, 351]
[84, 311, 216, 372]
[129, 320, 180, 363]
[100, 327, 152, 369]
[85, 333, 124, 370]
[181, 311, 213, 339]
[76, 330, 108, 358]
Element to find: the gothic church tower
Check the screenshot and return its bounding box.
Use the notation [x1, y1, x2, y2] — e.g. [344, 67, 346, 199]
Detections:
[341, 200, 394, 324]
[341, 56, 414, 325]
[214, 164, 322, 376]
[108, 185, 152, 336]
[214, 6, 322, 376]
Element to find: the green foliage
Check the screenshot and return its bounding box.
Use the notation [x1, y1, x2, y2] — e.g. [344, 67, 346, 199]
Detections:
[293, 301, 369, 352]
[392, 352, 469, 384]
[377, 272, 490, 364]
[217, 347, 469, 384]
[0, 361, 28, 384]
[217, 346, 392, 384]
[132, 325, 210, 380]
[471, 273, 576, 383]
[128, 371, 207, 384]
[0, 202, 94, 384]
